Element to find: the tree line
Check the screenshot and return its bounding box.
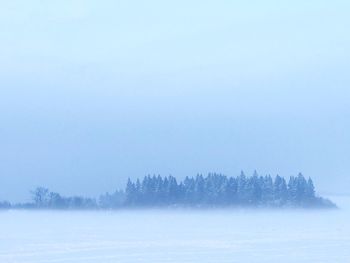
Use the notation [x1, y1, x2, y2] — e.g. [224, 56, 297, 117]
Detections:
[124, 172, 334, 208]
[0, 172, 335, 209]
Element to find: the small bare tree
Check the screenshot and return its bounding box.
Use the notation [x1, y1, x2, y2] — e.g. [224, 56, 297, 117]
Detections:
[31, 187, 49, 207]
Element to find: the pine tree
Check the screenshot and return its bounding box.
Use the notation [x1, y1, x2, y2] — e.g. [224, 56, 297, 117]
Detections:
[296, 173, 308, 204]
[194, 174, 205, 204]
[273, 175, 288, 206]
[261, 175, 273, 205]
[306, 177, 315, 199]
[125, 178, 137, 205]
[288, 176, 298, 204]
[237, 171, 247, 204]
[226, 177, 238, 204]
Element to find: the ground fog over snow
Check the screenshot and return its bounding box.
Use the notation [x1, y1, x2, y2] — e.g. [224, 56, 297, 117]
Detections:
[0, 196, 349, 263]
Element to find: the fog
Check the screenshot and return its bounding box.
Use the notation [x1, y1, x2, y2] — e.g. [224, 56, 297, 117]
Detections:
[1, 2, 349, 263]
[0, 195, 348, 262]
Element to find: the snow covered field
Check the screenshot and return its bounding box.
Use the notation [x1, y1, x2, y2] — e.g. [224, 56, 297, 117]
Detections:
[0, 196, 349, 263]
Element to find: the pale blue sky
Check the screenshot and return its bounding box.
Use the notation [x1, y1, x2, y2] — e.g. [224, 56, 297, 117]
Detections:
[1, 0, 349, 201]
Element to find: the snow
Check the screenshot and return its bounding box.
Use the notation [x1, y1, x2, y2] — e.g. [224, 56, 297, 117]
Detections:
[0, 196, 349, 263]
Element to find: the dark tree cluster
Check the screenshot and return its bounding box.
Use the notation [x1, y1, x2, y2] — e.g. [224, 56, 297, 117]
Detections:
[0, 201, 11, 209]
[124, 172, 335, 208]
[30, 187, 98, 209]
[99, 190, 125, 208]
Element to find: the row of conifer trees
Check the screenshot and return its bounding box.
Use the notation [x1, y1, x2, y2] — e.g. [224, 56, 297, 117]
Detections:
[124, 172, 331, 207]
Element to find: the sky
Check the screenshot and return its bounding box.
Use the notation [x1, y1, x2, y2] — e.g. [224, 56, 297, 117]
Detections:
[0, 0, 349, 202]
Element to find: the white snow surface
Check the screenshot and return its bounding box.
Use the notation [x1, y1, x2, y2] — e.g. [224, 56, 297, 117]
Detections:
[0, 196, 349, 263]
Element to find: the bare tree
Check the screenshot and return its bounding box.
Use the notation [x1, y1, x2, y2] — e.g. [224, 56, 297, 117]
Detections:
[31, 187, 49, 207]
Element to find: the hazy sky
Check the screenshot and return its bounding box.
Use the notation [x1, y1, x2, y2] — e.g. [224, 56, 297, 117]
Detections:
[1, 0, 349, 201]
